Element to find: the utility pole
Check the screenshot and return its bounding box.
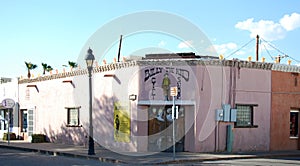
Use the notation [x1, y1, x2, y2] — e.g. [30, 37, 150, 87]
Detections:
[256, 35, 259, 61]
[117, 35, 123, 62]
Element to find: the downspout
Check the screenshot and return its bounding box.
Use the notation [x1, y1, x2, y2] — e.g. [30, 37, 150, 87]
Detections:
[232, 60, 237, 107]
[216, 59, 225, 152]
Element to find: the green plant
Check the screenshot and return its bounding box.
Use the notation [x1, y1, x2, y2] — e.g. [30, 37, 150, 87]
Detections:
[3, 132, 16, 140]
[31, 134, 47, 143]
[41, 63, 53, 75]
[25, 61, 37, 78]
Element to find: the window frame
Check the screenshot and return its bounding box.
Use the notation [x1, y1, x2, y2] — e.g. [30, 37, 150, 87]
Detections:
[66, 107, 82, 127]
[234, 104, 258, 128]
[290, 109, 299, 139]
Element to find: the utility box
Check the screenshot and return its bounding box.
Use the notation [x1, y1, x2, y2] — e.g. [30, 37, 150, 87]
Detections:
[230, 109, 237, 122]
[215, 109, 224, 121]
[222, 104, 231, 122]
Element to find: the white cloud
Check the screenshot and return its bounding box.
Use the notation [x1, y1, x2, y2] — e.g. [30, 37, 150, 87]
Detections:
[213, 42, 238, 55]
[235, 50, 245, 56]
[178, 40, 193, 49]
[280, 13, 300, 31]
[158, 40, 166, 47]
[235, 18, 286, 41]
[235, 13, 300, 41]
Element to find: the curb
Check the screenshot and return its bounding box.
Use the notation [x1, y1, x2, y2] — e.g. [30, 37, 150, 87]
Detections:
[0, 144, 127, 164]
[1, 144, 300, 165]
[158, 153, 300, 165]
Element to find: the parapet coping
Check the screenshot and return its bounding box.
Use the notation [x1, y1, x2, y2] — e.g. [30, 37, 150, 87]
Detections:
[18, 59, 299, 84]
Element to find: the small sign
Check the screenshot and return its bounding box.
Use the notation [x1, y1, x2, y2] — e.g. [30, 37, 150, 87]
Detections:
[170, 87, 178, 97]
[1, 98, 15, 108]
[172, 106, 179, 119]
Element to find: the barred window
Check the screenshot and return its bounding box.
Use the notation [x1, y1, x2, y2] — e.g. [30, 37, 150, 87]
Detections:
[66, 107, 81, 126]
[236, 105, 253, 127]
[290, 110, 299, 138]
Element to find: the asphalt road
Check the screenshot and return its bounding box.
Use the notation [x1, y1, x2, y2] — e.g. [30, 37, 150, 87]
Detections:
[0, 147, 125, 166]
[1, 147, 300, 166]
[197, 157, 300, 166]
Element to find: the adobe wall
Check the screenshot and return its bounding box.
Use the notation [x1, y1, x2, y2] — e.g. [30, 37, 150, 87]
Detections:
[195, 64, 271, 152]
[271, 70, 300, 150]
[136, 60, 272, 152]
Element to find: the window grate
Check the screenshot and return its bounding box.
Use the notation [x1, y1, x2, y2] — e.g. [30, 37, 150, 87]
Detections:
[236, 105, 252, 127]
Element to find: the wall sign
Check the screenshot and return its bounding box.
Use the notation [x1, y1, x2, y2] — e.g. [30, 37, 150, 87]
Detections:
[144, 67, 190, 100]
[1, 98, 15, 109]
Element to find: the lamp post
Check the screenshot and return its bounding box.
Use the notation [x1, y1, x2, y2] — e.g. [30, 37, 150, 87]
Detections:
[85, 48, 95, 155]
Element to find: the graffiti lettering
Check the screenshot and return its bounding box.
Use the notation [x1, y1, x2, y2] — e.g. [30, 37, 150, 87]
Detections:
[176, 68, 189, 81]
[144, 67, 190, 82]
[165, 67, 175, 74]
[144, 67, 163, 82]
[177, 77, 181, 99]
[151, 77, 156, 99]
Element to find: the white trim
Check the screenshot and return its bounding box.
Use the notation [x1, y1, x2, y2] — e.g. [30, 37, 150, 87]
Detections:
[289, 136, 299, 139]
[290, 110, 299, 113]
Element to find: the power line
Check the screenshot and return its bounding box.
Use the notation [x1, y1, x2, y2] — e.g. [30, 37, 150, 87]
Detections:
[262, 43, 274, 60]
[225, 38, 255, 59]
[260, 37, 300, 64]
[260, 38, 286, 56]
[287, 55, 300, 64]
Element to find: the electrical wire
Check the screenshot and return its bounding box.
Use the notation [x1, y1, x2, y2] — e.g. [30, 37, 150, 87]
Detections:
[260, 37, 300, 63]
[262, 43, 274, 60]
[260, 38, 286, 56]
[225, 38, 255, 59]
[287, 56, 300, 64]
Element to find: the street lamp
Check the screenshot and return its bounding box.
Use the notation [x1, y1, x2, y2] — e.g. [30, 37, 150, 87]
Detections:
[85, 47, 95, 155]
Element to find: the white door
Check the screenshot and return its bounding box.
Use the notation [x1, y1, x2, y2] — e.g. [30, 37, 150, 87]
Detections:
[0, 109, 7, 139]
[27, 109, 35, 137]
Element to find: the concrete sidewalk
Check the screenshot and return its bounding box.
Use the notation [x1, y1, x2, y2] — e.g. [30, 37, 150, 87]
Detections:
[1, 140, 300, 165]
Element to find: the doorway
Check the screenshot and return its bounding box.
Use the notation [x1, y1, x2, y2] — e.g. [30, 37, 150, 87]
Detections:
[148, 105, 185, 152]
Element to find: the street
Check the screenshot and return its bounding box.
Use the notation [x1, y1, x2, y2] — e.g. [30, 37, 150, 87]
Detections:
[1, 146, 300, 166]
[0, 148, 124, 166]
[194, 157, 300, 166]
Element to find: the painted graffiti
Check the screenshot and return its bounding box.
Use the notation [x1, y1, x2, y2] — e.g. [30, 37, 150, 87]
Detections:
[144, 67, 163, 82]
[144, 67, 189, 82]
[144, 67, 190, 100]
[151, 77, 156, 100]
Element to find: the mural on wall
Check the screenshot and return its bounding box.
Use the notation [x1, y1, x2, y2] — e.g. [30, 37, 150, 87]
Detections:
[113, 102, 130, 142]
[144, 67, 189, 100]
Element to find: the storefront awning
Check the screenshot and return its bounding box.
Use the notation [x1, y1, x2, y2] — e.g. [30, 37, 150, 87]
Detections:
[137, 100, 195, 106]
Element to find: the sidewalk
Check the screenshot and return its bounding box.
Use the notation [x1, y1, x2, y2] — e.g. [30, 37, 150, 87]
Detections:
[1, 140, 300, 165]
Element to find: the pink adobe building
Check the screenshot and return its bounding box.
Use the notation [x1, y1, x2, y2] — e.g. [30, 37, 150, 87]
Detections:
[7, 53, 298, 153]
[270, 65, 300, 151]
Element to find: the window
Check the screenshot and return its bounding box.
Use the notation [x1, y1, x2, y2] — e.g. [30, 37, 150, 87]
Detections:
[290, 110, 299, 138]
[235, 104, 257, 128]
[66, 107, 80, 126]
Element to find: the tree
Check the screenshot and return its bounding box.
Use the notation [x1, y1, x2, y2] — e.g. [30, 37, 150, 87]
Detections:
[41, 63, 53, 75]
[25, 62, 37, 79]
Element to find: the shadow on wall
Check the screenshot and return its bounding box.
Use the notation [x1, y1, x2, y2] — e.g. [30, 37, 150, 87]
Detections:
[43, 123, 88, 146]
[41, 94, 137, 151]
[93, 95, 137, 152]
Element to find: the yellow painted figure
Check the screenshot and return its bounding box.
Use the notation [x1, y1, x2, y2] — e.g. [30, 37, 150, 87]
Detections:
[162, 73, 171, 101]
[114, 102, 130, 142]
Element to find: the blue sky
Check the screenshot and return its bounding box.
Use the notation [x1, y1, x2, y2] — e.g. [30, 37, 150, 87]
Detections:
[1, 0, 300, 78]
